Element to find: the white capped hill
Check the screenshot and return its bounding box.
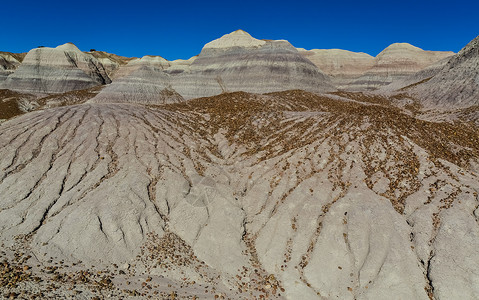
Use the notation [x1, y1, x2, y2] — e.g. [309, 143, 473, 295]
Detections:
[203, 29, 267, 49]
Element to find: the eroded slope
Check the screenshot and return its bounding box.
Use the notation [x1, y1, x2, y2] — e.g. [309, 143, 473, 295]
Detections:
[0, 91, 478, 299]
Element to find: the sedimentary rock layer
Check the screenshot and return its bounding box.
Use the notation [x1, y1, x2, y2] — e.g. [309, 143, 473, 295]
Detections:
[299, 43, 454, 90]
[1, 43, 111, 94]
[297, 48, 375, 88]
[92, 30, 335, 103]
[1, 32, 457, 100]
[348, 43, 454, 90]
[110, 55, 170, 79]
[378, 57, 451, 93]
[409, 35, 479, 108]
[90, 65, 184, 104]
[172, 31, 335, 99]
[88, 50, 135, 77]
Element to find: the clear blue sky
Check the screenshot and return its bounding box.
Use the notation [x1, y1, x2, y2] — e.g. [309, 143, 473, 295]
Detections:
[1, 0, 478, 60]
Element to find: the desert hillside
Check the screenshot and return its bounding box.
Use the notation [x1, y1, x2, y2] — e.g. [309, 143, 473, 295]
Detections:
[0, 31, 478, 300]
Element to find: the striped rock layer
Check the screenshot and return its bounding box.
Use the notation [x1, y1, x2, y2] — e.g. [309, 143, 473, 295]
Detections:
[1, 43, 111, 95]
[408, 35, 479, 108]
[91, 30, 335, 104]
[299, 43, 454, 91]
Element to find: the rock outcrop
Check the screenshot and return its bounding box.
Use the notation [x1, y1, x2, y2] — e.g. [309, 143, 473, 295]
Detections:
[408, 35, 479, 108]
[88, 50, 135, 77]
[0, 52, 23, 81]
[1, 43, 111, 94]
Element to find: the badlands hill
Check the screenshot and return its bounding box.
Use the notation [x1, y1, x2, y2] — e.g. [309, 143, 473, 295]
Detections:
[377, 56, 452, 93]
[406, 35, 479, 108]
[299, 43, 454, 90]
[91, 30, 334, 104]
[90, 56, 183, 104]
[297, 48, 375, 88]
[0, 43, 111, 95]
[0, 30, 463, 110]
[0, 31, 478, 300]
[170, 30, 334, 98]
